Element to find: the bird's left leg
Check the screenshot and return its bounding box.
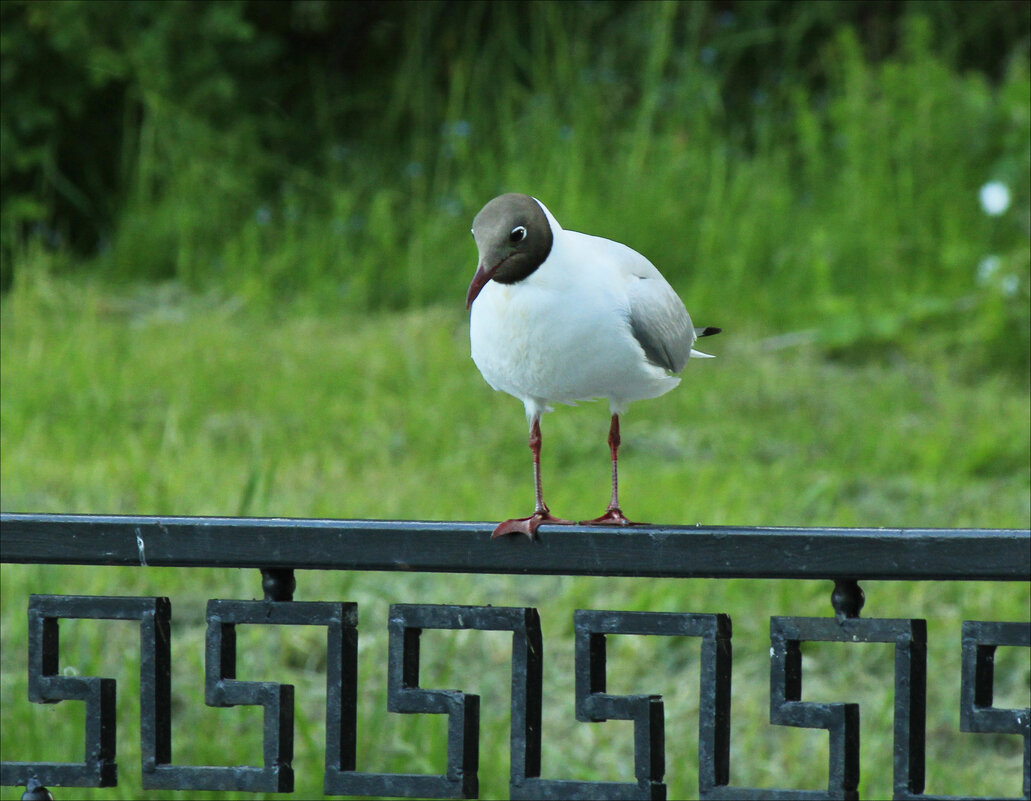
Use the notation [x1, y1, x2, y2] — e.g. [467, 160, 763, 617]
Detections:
[580, 413, 639, 526]
[491, 416, 573, 539]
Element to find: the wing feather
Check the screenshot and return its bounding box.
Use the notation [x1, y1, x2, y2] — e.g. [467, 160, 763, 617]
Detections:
[626, 272, 694, 373]
[564, 230, 706, 374]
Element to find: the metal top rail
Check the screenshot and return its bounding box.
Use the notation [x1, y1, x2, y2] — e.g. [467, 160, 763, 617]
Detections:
[2, 513, 1028, 581]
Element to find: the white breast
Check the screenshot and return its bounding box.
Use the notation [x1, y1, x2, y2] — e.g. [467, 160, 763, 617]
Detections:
[469, 229, 682, 419]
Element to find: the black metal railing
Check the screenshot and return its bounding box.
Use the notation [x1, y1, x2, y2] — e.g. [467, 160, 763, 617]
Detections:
[1, 513, 1028, 800]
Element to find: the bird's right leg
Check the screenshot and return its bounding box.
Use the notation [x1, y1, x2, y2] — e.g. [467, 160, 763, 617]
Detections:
[492, 417, 573, 540]
[580, 413, 639, 526]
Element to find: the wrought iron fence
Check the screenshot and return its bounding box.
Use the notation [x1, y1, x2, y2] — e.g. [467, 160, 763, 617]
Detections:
[1, 513, 1028, 800]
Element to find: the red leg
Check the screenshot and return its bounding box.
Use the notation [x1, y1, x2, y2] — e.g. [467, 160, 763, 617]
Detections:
[492, 417, 573, 539]
[580, 414, 639, 526]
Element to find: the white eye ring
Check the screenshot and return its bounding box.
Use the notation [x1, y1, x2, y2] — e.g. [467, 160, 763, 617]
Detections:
[510, 225, 527, 243]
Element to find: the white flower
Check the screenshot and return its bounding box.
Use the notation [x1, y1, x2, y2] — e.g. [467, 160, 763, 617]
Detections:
[977, 255, 1001, 284]
[979, 181, 1011, 216]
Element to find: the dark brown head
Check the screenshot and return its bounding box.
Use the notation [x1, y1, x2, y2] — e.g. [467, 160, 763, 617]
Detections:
[465, 193, 554, 309]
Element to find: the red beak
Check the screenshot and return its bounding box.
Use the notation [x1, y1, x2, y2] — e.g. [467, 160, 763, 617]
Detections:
[465, 263, 494, 310]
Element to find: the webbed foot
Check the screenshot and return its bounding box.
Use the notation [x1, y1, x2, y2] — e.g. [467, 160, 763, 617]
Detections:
[579, 507, 641, 526]
[491, 510, 574, 540]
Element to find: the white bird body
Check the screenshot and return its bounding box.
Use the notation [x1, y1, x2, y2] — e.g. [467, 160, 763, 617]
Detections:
[464, 193, 718, 538]
[471, 202, 701, 419]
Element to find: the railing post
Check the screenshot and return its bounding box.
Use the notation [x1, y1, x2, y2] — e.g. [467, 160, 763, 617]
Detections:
[831, 578, 865, 622]
[21, 778, 53, 801]
[260, 568, 295, 602]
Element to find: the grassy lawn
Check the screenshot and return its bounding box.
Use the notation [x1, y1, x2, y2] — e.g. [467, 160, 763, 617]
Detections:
[1, 276, 1027, 799]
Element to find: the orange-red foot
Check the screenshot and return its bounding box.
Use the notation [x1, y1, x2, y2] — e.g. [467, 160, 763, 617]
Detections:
[579, 507, 641, 526]
[491, 510, 574, 540]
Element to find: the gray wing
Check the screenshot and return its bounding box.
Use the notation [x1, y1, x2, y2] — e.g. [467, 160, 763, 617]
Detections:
[626, 274, 694, 373]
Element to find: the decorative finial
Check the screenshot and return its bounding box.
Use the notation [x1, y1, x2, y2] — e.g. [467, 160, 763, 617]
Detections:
[22, 779, 54, 801]
[831, 579, 865, 622]
[261, 568, 296, 602]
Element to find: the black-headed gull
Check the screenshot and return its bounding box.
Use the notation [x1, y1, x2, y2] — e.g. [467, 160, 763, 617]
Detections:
[466, 193, 719, 539]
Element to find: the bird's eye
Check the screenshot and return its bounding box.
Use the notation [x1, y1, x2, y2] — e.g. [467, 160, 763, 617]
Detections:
[509, 225, 527, 244]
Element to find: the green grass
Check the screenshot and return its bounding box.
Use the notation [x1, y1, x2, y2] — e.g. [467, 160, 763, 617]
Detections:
[1, 274, 1028, 799]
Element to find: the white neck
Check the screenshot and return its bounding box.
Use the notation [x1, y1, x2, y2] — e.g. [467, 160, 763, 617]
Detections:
[532, 197, 562, 234]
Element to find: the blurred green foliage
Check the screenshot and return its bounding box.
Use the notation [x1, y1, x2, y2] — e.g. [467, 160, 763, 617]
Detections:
[1, 0, 1029, 372]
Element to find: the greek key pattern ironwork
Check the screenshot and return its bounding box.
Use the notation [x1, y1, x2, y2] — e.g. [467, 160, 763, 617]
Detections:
[2, 515, 1029, 799]
[2, 594, 1028, 800]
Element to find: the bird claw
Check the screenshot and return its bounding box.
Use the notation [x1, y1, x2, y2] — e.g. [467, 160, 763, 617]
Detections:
[491, 510, 574, 540]
[579, 507, 640, 526]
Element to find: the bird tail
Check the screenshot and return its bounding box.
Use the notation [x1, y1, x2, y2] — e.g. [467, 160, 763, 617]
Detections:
[691, 326, 720, 358]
